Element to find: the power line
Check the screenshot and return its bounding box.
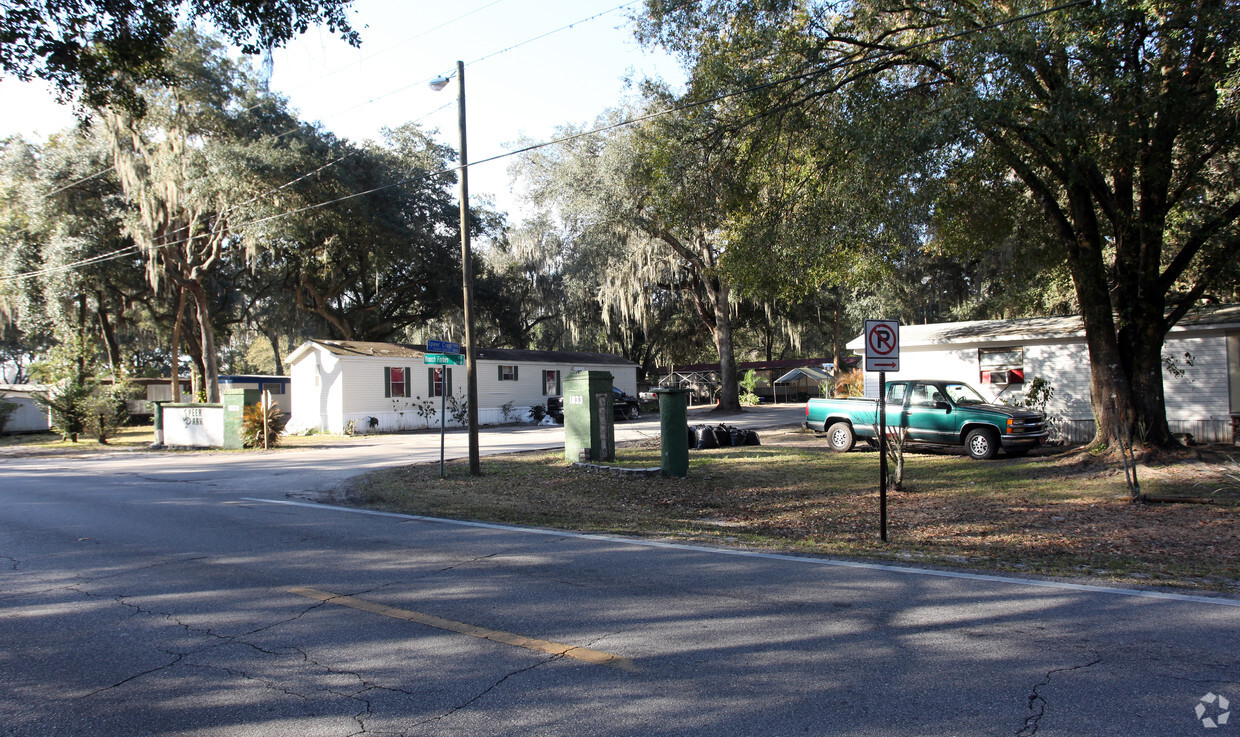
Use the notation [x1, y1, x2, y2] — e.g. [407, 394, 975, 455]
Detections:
[35, 0, 642, 204]
[5, 0, 1091, 286]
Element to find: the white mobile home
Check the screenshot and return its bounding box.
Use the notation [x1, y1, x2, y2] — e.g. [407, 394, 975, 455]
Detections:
[284, 340, 639, 434]
[847, 305, 1240, 444]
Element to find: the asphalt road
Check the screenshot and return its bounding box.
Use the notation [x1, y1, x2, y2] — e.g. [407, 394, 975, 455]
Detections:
[2, 406, 1237, 736]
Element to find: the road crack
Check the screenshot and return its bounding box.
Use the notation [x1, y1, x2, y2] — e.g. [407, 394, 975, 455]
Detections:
[1018, 657, 1102, 736]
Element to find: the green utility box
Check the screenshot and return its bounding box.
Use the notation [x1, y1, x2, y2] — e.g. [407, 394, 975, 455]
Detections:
[222, 388, 260, 449]
[563, 370, 615, 463]
[654, 388, 691, 478]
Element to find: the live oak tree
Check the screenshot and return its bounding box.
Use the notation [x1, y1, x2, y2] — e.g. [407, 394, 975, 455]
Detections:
[0, 0, 358, 114]
[512, 101, 750, 411]
[102, 30, 310, 401]
[250, 123, 486, 343]
[641, 0, 1240, 447]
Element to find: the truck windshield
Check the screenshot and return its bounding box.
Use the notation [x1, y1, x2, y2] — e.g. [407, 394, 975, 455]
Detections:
[945, 383, 987, 405]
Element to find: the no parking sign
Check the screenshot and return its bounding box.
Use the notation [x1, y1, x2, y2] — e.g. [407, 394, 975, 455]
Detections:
[864, 319, 901, 372]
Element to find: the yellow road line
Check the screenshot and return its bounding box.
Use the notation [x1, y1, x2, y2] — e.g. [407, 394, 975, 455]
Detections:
[287, 586, 635, 671]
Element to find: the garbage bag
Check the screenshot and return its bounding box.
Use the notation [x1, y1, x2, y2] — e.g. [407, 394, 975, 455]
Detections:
[692, 424, 719, 450]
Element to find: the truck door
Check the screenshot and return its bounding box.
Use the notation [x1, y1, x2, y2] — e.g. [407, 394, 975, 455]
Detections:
[884, 382, 909, 436]
[904, 382, 956, 442]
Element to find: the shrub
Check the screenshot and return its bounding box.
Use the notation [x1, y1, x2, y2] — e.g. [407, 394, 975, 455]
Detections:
[85, 381, 135, 444]
[240, 401, 288, 448]
[447, 395, 469, 426]
[528, 403, 547, 424]
[739, 369, 767, 406]
[832, 370, 864, 398]
[36, 380, 93, 442]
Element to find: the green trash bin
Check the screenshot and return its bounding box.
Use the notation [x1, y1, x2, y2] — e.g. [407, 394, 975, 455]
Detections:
[654, 388, 690, 478]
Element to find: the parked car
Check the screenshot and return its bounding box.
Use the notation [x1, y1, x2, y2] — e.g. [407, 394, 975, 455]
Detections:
[547, 387, 642, 423]
[805, 379, 1047, 459]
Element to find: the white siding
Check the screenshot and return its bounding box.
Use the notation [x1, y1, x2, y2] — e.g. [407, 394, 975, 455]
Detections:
[287, 347, 344, 434]
[1163, 334, 1231, 422]
[862, 345, 982, 397]
[287, 342, 641, 434]
[1230, 334, 1239, 413]
[1025, 341, 1093, 420]
[1, 395, 50, 433]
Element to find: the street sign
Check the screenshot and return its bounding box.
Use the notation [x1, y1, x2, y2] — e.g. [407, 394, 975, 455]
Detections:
[864, 319, 901, 373]
[427, 339, 461, 355]
[424, 353, 464, 365]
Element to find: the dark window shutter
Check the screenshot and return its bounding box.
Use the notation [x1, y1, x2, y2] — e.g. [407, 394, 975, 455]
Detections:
[513, 366, 519, 382]
[428, 367, 435, 396]
[384, 367, 391, 398]
[405, 366, 412, 397]
[446, 368, 453, 396]
[498, 365, 504, 381]
[555, 371, 561, 394]
[541, 371, 548, 395]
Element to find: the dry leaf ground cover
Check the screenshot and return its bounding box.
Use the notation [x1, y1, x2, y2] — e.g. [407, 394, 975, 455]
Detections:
[349, 428, 1240, 594]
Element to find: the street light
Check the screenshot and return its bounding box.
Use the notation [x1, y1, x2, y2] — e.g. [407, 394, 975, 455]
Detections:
[430, 61, 480, 475]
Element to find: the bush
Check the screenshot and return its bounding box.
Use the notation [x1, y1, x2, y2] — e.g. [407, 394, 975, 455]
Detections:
[528, 403, 547, 424]
[37, 381, 93, 442]
[739, 369, 767, 406]
[240, 401, 288, 448]
[832, 370, 863, 398]
[85, 381, 134, 444]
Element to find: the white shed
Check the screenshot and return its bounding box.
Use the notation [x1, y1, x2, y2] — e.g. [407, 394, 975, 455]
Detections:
[284, 340, 640, 434]
[847, 305, 1240, 443]
[0, 384, 51, 433]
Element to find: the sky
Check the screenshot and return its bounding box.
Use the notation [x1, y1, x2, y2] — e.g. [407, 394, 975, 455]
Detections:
[0, 0, 686, 223]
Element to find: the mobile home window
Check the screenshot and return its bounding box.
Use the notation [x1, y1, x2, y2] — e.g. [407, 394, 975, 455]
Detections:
[498, 365, 519, 381]
[385, 366, 412, 398]
[978, 348, 1025, 385]
[261, 382, 284, 395]
[978, 348, 1023, 369]
[428, 367, 452, 397]
[542, 370, 561, 395]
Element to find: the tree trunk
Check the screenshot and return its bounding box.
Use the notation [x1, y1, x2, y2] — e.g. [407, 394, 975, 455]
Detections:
[832, 295, 844, 369]
[1119, 318, 1175, 446]
[186, 282, 220, 403]
[169, 287, 186, 402]
[712, 279, 742, 412]
[96, 300, 121, 375]
[266, 329, 284, 375]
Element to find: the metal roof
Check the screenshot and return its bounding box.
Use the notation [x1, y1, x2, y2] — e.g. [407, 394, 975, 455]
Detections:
[846, 304, 1240, 350]
[286, 340, 636, 366]
[774, 367, 831, 384]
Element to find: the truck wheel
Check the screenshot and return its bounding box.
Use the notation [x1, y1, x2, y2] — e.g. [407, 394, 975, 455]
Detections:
[626, 404, 640, 421]
[826, 422, 855, 453]
[965, 428, 1000, 460]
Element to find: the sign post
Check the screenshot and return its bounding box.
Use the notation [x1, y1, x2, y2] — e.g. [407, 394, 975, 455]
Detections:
[426, 340, 463, 478]
[864, 319, 901, 542]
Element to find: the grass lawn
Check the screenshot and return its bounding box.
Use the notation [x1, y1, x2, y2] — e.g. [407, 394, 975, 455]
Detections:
[349, 428, 1240, 594]
[0, 425, 156, 450]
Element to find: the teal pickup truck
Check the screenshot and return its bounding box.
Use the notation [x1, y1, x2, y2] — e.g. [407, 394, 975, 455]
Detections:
[805, 379, 1047, 459]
